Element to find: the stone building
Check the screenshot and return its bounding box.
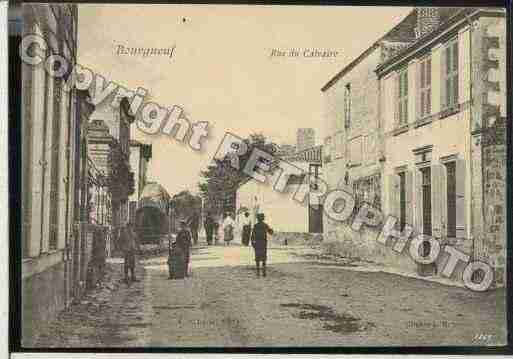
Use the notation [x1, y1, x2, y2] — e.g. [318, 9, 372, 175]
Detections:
[321, 7, 506, 286]
[322, 7, 422, 234]
[377, 7, 506, 284]
[16, 4, 85, 344]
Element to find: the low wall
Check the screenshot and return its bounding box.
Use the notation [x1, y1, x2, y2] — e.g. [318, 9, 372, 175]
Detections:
[270, 232, 323, 245]
[323, 222, 494, 286]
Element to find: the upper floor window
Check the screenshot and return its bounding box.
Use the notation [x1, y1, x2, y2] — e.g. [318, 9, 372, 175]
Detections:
[395, 69, 408, 125]
[442, 38, 459, 110]
[344, 83, 351, 129]
[418, 55, 431, 118]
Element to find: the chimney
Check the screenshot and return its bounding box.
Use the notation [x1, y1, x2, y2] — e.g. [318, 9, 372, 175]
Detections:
[415, 7, 440, 39]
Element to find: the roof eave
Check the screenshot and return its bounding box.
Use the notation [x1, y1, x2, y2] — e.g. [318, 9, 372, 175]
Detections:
[375, 8, 503, 77]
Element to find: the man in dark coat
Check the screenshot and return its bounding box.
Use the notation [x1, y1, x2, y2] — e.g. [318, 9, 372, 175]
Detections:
[176, 220, 192, 276]
[204, 213, 215, 245]
[251, 213, 274, 277]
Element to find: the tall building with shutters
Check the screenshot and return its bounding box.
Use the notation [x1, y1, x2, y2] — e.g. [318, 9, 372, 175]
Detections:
[322, 7, 507, 286]
[321, 7, 421, 243]
[376, 7, 506, 285]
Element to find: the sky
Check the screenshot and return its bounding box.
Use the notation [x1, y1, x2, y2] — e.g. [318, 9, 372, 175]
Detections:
[78, 4, 412, 196]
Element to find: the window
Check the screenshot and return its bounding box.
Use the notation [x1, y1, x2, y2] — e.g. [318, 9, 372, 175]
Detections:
[344, 83, 351, 129]
[418, 56, 431, 118]
[349, 136, 363, 165]
[443, 38, 459, 109]
[396, 69, 408, 125]
[352, 174, 382, 213]
[445, 161, 456, 238]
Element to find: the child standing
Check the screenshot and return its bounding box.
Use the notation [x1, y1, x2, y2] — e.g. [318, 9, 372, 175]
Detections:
[251, 213, 274, 277]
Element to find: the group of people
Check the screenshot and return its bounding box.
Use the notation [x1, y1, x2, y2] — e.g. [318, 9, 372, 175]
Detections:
[204, 210, 274, 277]
[203, 212, 237, 246]
[118, 210, 275, 282]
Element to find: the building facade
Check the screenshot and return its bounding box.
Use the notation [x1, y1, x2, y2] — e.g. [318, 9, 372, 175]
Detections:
[322, 7, 506, 286]
[377, 7, 506, 284]
[128, 140, 152, 224]
[236, 145, 323, 240]
[322, 8, 420, 239]
[17, 4, 84, 344]
[89, 97, 135, 232]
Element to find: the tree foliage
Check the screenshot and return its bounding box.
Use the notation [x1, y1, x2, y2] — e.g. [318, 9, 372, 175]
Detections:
[198, 134, 277, 214]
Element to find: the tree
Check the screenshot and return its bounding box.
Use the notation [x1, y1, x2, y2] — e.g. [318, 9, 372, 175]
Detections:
[198, 133, 277, 216]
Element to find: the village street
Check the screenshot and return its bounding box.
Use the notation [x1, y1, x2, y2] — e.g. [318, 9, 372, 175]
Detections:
[32, 243, 506, 348]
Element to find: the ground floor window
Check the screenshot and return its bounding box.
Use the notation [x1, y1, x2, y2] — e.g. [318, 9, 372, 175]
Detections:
[421, 167, 432, 236]
[352, 173, 382, 213]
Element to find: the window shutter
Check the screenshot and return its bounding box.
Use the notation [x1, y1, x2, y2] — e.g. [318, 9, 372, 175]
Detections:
[414, 170, 423, 234]
[453, 42, 459, 106]
[394, 73, 399, 126]
[403, 72, 408, 123]
[439, 165, 447, 238]
[388, 174, 399, 218]
[455, 158, 466, 238]
[405, 170, 413, 226]
[440, 46, 447, 110]
[416, 61, 422, 121]
[426, 57, 431, 115]
[430, 164, 444, 239]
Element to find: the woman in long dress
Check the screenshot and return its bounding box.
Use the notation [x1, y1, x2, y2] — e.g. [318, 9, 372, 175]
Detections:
[222, 212, 235, 246]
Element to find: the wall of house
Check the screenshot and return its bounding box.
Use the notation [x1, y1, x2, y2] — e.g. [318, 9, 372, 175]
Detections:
[472, 15, 507, 286]
[322, 46, 384, 240]
[378, 22, 474, 276]
[20, 4, 79, 344]
[22, 260, 65, 347]
[237, 178, 309, 233]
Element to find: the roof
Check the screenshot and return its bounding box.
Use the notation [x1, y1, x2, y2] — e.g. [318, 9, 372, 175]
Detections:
[321, 7, 466, 92]
[375, 8, 476, 76]
[321, 9, 417, 92]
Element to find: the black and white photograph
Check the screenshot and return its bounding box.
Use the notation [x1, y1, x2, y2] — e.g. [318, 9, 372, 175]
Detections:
[8, 2, 509, 351]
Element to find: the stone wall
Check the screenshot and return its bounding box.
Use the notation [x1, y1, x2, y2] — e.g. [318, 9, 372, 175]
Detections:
[270, 232, 323, 246]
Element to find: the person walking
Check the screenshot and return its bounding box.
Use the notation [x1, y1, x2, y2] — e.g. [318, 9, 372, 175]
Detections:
[214, 216, 222, 245]
[222, 212, 235, 246]
[204, 212, 215, 245]
[176, 220, 192, 277]
[121, 222, 140, 284]
[251, 213, 274, 277]
[189, 212, 200, 246]
[241, 211, 252, 246]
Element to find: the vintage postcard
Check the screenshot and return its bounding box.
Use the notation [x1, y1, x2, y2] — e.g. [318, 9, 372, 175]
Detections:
[10, 3, 508, 349]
